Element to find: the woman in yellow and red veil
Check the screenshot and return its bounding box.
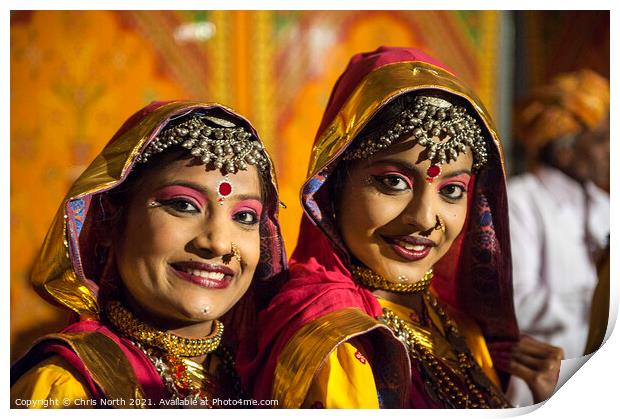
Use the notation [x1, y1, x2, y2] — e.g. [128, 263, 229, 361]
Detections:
[12, 101, 286, 407]
[238, 47, 562, 408]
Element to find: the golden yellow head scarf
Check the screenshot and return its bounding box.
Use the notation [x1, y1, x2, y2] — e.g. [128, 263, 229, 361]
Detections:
[515, 69, 609, 154]
[30, 101, 286, 317]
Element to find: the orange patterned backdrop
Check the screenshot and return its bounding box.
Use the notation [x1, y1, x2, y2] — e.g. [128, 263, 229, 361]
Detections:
[10, 10, 503, 360]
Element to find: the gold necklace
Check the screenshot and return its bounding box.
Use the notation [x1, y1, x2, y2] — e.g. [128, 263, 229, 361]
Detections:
[105, 301, 223, 357]
[379, 293, 511, 408]
[133, 340, 217, 405]
[351, 265, 434, 293]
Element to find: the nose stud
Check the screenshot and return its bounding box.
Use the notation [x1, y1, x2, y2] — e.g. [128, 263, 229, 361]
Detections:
[434, 215, 446, 233]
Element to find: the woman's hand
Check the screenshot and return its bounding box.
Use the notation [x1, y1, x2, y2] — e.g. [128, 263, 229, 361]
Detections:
[506, 335, 564, 403]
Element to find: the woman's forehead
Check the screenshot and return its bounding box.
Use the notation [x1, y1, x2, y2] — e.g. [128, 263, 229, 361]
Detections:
[138, 157, 262, 196]
[364, 139, 474, 171]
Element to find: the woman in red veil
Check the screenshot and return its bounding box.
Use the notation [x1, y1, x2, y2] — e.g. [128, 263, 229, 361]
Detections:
[238, 47, 562, 408]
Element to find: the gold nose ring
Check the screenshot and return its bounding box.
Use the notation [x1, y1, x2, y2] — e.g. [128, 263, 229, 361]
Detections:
[231, 242, 242, 263]
[434, 215, 446, 233]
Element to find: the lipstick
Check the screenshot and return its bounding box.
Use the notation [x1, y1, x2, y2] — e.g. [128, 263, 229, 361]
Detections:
[382, 235, 437, 262]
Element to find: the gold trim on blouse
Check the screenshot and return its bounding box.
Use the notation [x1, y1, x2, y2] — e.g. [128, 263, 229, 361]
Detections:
[47, 332, 146, 405]
[271, 307, 396, 408]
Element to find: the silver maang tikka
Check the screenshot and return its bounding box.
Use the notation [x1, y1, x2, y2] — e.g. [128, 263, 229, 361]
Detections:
[136, 114, 269, 175]
[343, 96, 488, 182]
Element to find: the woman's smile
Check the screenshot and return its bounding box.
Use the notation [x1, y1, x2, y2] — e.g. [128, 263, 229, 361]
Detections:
[169, 261, 235, 289]
[381, 235, 437, 262]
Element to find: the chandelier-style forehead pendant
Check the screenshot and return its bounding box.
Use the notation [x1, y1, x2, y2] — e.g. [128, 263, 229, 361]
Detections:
[343, 96, 488, 174]
[137, 114, 270, 175]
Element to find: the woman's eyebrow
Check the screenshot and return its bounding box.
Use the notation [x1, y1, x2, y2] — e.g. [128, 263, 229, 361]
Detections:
[159, 180, 210, 196]
[157, 181, 262, 203]
[368, 160, 472, 180]
[439, 169, 472, 179]
[233, 194, 263, 202]
[367, 158, 419, 173]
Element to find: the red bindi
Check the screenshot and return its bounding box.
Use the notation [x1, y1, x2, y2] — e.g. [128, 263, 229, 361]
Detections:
[426, 164, 442, 183]
[217, 177, 234, 205]
[218, 181, 232, 196]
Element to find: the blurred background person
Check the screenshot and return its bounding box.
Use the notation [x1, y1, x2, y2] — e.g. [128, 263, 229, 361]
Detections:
[506, 69, 610, 406]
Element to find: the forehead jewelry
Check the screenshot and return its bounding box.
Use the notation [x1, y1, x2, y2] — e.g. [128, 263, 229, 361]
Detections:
[136, 114, 270, 175]
[434, 214, 446, 233]
[231, 242, 242, 264]
[344, 96, 488, 182]
[217, 175, 234, 205]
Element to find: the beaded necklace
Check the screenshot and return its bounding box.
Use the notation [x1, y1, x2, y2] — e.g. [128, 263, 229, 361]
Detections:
[350, 267, 510, 408]
[379, 292, 511, 408]
[133, 341, 242, 407]
[106, 301, 223, 356]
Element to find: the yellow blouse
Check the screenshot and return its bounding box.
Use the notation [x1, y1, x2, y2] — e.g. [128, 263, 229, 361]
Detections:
[11, 353, 221, 408]
[302, 297, 500, 408]
[11, 355, 92, 408]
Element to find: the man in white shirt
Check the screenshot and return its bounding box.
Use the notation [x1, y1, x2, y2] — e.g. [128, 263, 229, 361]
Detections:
[506, 70, 610, 406]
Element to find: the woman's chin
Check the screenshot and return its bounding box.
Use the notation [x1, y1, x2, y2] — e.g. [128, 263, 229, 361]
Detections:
[380, 263, 433, 283]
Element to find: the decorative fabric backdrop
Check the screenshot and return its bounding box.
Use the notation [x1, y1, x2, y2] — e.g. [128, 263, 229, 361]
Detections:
[10, 10, 506, 360]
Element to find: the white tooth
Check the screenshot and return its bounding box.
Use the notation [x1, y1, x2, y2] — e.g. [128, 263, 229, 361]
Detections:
[398, 241, 426, 251]
[399, 241, 415, 250]
[184, 267, 226, 280]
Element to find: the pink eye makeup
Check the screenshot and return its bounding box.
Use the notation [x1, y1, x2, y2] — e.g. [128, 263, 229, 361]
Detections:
[231, 199, 263, 225]
[152, 185, 208, 209]
[436, 173, 471, 191]
[232, 200, 263, 218]
[368, 164, 414, 190]
[437, 173, 471, 200]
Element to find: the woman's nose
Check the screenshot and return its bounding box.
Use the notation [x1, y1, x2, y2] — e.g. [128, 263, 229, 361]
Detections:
[192, 219, 232, 257]
[401, 189, 437, 232]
